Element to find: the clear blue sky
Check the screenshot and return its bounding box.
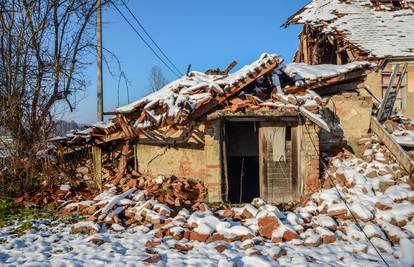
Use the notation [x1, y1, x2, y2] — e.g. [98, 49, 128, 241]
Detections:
[64, 0, 308, 124]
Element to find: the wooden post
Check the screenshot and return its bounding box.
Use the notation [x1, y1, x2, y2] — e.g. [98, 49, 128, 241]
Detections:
[92, 146, 103, 191]
[220, 120, 229, 202]
[133, 144, 139, 172]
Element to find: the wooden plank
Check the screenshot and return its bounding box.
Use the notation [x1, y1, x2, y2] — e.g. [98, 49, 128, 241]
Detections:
[370, 117, 414, 175]
[258, 122, 294, 203]
[283, 69, 366, 94]
[220, 120, 230, 202]
[291, 126, 300, 198]
[258, 124, 268, 202]
[92, 146, 103, 191]
[95, 131, 126, 144]
[206, 109, 298, 121]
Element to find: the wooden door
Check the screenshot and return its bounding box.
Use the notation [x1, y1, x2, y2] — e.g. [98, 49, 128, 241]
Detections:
[259, 122, 294, 203]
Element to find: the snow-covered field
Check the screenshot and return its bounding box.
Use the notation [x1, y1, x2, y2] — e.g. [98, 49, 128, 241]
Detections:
[0, 218, 408, 267]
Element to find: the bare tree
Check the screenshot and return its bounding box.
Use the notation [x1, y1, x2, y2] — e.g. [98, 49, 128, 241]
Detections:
[0, 0, 112, 195]
[148, 66, 167, 92]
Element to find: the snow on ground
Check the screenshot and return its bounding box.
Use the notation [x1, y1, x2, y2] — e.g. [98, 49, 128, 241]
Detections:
[1, 134, 413, 266]
[0, 219, 406, 267]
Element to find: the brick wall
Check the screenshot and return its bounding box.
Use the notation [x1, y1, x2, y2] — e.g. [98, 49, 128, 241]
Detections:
[299, 120, 320, 195]
[203, 120, 223, 202]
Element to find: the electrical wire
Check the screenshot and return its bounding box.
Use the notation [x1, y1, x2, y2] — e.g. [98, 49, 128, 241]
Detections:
[111, 2, 181, 78]
[119, 0, 183, 76]
[303, 122, 390, 267]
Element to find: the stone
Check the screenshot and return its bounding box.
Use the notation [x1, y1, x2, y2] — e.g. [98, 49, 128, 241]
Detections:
[249, 251, 262, 256]
[322, 235, 336, 244]
[241, 240, 255, 250]
[366, 170, 378, 178]
[70, 222, 100, 235]
[220, 210, 235, 218]
[258, 216, 281, 239]
[211, 233, 225, 241]
[174, 244, 193, 251]
[189, 231, 209, 242]
[215, 244, 227, 253]
[282, 228, 300, 241]
[88, 237, 105, 246]
[379, 180, 395, 192]
[143, 255, 161, 264]
[375, 201, 392, 211]
[145, 240, 161, 247]
[304, 235, 322, 247]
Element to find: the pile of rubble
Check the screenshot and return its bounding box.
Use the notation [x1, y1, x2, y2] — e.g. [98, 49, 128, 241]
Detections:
[14, 184, 94, 208]
[63, 175, 206, 226]
[383, 115, 414, 160]
[63, 133, 414, 264]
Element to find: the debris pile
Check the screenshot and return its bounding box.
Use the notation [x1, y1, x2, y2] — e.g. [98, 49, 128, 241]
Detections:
[285, 0, 414, 61]
[14, 184, 94, 208]
[62, 175, 206, 226]
[62, 133, 413, 265]
[50, 54, 373, 147]
[383, 115, 414, 159]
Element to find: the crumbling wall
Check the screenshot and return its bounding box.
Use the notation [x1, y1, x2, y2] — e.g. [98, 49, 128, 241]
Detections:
[298, 119, 320, 195]
[136, 121, 223, 202]
[136, 144, 207, 180]
[203, 120, 222, 203]
[320, 94, 373, 154]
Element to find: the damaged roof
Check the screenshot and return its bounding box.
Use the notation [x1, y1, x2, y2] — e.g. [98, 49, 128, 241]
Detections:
[53, 53, 373, 146]
[285, 0, 414, 58]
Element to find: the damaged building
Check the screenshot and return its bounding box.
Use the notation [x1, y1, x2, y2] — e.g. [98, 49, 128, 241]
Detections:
[54, 54, 374, 204]
[284, 0, 414, 119]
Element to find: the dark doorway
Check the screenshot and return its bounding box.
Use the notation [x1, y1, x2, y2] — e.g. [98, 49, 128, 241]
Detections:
[226, 121, 260, 203]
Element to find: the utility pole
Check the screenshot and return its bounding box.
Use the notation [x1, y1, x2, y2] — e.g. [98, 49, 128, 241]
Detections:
[97, 0, 103, 122]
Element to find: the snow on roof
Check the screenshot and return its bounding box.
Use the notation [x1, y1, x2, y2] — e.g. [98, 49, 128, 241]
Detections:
[54, 55, 373, 146]
[110, 57, 371, 132]
[281, 61, 374, 82]
[286, 0, 414, 58]
[114, 53, 283, 130]
[117, 53, 280, 115]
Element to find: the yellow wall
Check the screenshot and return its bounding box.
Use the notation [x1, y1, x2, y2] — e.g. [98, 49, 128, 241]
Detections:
[136, 120, 223, 202]
[364, 61, 414, 119]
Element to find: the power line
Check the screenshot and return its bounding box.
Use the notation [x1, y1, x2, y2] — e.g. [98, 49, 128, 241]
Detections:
[119, 0, 183, 76]
[111, 2, 181, 78]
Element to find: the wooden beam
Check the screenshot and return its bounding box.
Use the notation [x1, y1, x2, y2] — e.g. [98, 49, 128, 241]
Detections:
[94, 131, 126, 144]
[92, 146, 103, 191]
[188, 58, 282, 122]
[283, 69, 367, 94]
[370, 117, 414, 175]
[206, 109, 299, 121]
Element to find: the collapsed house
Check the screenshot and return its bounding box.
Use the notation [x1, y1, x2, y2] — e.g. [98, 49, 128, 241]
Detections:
[284, 0, 414, 118]
[53, 53, 374, 204]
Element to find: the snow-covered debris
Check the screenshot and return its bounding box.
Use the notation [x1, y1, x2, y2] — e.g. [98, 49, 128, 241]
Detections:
[286, 0, 414, 58]
[282, 62, 373, 82]
[70, 221, 100, 235]
[8, 131, 414, 265]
